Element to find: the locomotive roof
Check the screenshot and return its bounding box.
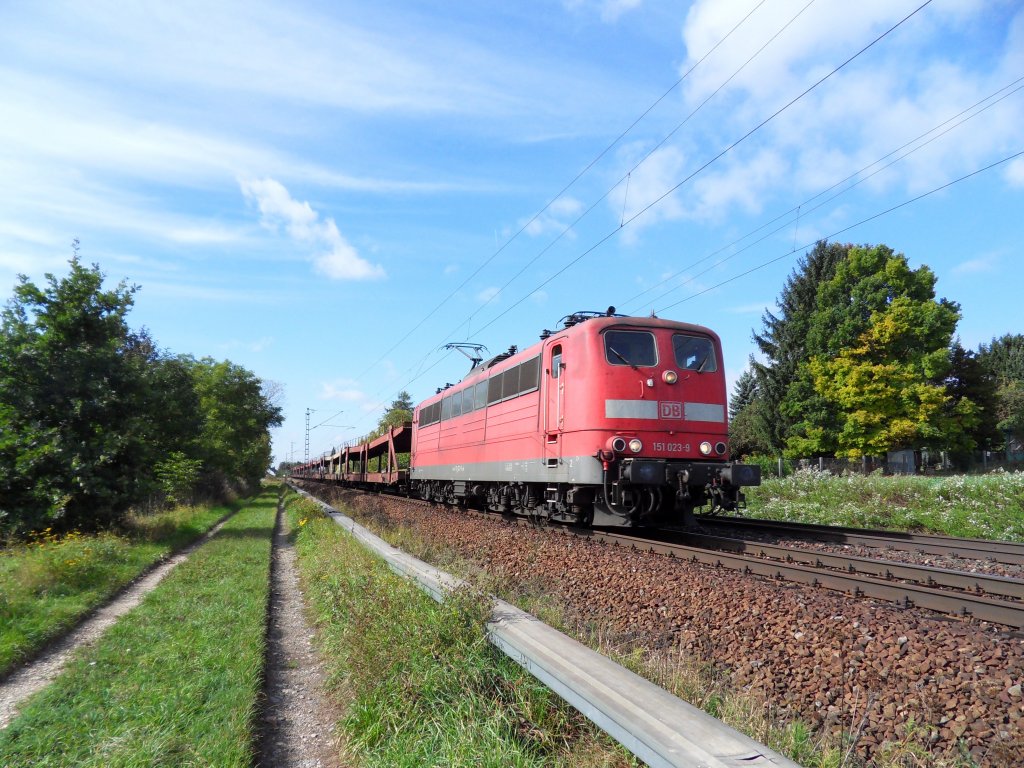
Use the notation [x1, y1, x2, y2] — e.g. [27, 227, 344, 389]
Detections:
[420, 314, 720, 407]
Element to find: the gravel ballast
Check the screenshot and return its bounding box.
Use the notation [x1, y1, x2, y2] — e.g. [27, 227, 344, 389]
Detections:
[309, 486, 1024, 767]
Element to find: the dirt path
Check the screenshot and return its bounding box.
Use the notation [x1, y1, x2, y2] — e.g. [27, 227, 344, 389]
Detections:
[256, 500, 345, 768]
[0, 515, 233, 729]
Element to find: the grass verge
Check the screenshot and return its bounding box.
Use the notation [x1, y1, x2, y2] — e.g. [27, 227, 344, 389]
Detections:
[0, 488, 277, 767]
[285, 489, 636, 767]
[745, 469, 1024, 541]
[0, 502, 231, 677]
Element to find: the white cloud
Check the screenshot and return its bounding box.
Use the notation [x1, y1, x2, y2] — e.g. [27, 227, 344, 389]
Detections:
[667, 0, 1024, 223]
[522, 196, 584, 237]
[217, 336, 275, 353]
[618, 145, 688, 232]
[951, 254, 998, 276]
[1007, 156, 1024, 188]
[240, 178, 385, 280]
[319, 380, 369, 402]
[476, 286, 501, 303]
[141, 281, 282, 304]
[563, 0, 642, 23]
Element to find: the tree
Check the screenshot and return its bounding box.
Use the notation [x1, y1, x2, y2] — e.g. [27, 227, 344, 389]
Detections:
[790, 245, 971, 457]
[978, 334, 1024, 447]
[946, 341, 1000, 455]
[0, 249, 289, 536]
[186, 357, 284, 488]
[154, 451, 203, 506]
[994, 381, 1024, 437]
[0, 254, 148, 532]
[752, 241, 848, 452]
[370, 391, 414, 439]
[978, 334, 1024, 383]
[729, 369, 758, 421]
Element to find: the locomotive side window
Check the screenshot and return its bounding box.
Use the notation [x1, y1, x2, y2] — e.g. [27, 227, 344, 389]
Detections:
[604, 330, 657, 367]
[550, 345, 562, 378]
[419, 402, 438, 426]
[475, 380, 488, 410]
[673, 334, 717, 372]
[519, 356, 540, 394]
[487, 372, 504, 405]
[501, 365, 521, 400]
[451, 389, 463, 417]
[440, 395, 452, 421]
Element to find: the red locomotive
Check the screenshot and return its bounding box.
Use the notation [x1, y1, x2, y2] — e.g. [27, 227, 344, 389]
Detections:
[293, 311, 759, 527]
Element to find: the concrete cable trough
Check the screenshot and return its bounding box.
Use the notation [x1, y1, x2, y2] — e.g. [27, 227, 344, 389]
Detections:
[293, 487, 799, 768]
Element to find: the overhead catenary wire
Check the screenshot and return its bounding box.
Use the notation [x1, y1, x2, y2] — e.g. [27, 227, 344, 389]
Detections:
[452, 0, 937, 344]
[618, 74, 1024, 313]
[653, 148, 1024, 315]
[344, 0, 772, 386]
[456, 0, 822, 338]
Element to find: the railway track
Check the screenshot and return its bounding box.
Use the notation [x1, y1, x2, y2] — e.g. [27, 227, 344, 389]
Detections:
[581, 526, 1024, 629]
[695, 514, 1024, 566]
[471, 505, 1024, 629]
[302, 484, 1024, 628]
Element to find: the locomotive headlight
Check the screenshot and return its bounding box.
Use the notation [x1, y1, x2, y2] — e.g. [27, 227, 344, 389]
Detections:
[628, 438, 643, 454]
[610, 436, 627, 453]
[662, 370, 679, 384]
[715, 442, 727, 455]
[699, 441, 713, 456]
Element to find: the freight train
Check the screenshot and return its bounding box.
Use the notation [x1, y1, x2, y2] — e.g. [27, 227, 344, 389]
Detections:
[292, 310, 760, 527]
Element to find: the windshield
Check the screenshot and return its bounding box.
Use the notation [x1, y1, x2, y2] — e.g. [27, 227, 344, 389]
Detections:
[673, 334, 717, 372]
[604, 330, 657, 367]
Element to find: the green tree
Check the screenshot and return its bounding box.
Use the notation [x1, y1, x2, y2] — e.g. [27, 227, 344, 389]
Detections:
[370, 391, 413, 439]
[154, 451, 204, 506]
[728, 369, 758, 421]
[752, 241, 848, 452]
[994, 380, 1024, 437]
[977, 334, 1024, 382]
[946, 341, 1000, 456]
[187, 357, 283, 488]
[0, 254, 148, 532]
[728, 370, 773, 457]
[791, 245, 971, 457]
[977, 334, 1024, 447]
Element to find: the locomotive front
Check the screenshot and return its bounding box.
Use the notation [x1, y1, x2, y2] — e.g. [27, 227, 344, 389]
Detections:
[551, 315, 759, 527]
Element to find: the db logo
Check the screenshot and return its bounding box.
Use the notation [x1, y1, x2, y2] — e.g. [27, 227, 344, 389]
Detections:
[659, 401, 684, 419]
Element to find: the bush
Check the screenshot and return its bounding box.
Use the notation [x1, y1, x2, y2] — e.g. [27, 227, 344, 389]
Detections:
[743, 454, 792, 480]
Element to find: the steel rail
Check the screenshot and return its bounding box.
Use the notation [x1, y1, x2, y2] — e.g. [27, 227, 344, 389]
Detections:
[577, 528, 1024, 629]
[659, 531, 1024, 600]
[695, 515, 1024, 566]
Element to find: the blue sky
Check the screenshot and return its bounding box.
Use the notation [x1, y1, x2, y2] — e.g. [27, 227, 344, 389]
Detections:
[2, 0, 1022, 465]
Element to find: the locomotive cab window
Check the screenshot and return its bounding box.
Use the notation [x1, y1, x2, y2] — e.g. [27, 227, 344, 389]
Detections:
[673, 334, 717, 372]
[604, 330, 657, 367]
[550, 345, 562, 378]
